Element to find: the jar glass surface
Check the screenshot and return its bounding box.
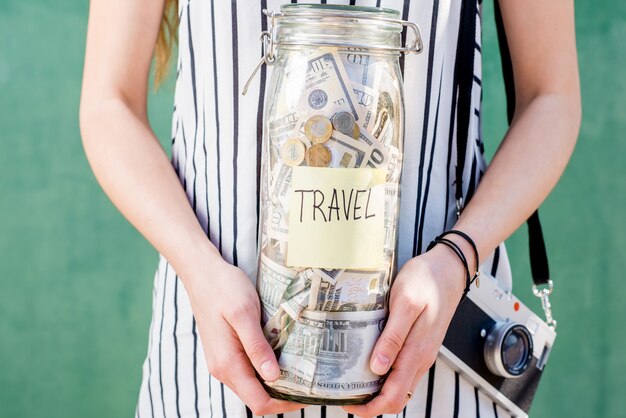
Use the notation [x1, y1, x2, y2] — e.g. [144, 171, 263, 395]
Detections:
[257, 4, 407, 405]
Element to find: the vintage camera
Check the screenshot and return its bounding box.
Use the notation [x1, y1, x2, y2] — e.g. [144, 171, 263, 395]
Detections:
[439, 272, 556, 417]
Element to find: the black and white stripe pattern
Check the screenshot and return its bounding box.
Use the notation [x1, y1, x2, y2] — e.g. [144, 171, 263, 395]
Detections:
[135, 1, 515, 417]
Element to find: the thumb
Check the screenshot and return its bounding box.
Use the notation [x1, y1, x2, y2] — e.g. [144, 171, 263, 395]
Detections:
[231, 314, 281, 382]
[370, 306, 417, 375]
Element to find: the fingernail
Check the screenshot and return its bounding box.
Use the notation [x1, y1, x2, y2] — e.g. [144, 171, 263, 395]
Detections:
[371, 354, 390, 375]
[261, 360, 278, 381]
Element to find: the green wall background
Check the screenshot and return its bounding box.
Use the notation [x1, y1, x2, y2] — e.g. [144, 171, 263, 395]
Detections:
[0, 1, 624, 417]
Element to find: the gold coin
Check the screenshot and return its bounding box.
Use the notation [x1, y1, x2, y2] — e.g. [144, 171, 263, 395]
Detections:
[352, 124, 360, 140]
[280, 138, 306, 166]
[304, 115, 333, 144]
[305, 143, 332, 167]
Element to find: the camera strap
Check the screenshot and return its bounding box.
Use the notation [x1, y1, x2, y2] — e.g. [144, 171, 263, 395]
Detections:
[454, 0, 553, 293]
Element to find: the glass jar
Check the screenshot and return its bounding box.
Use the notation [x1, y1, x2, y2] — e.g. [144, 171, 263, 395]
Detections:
[252, 4, 422, 405]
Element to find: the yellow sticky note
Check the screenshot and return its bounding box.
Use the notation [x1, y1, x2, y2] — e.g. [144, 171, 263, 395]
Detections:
[287, 166, 386, 269]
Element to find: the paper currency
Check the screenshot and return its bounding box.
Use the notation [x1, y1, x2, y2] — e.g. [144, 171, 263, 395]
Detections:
[267, 310, 387, 398]
[309, 270, 388, 312]
[258, 254, 298, 323]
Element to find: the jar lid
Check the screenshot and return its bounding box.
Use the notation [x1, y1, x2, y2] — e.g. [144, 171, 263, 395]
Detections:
[280, 3, 401, 19]
[273, 4, 421, 55]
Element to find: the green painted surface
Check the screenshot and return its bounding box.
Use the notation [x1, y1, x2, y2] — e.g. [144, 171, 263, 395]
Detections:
[0, 1, 623, 417]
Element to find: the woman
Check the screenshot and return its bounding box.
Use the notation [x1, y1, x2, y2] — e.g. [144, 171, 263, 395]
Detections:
[79, 0, 580, 417]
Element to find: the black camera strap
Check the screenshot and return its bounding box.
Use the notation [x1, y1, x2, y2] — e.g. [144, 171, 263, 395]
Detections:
[453, 0, 551, 288]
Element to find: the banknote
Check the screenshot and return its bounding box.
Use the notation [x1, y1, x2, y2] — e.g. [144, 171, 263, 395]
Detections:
[285, 268, 316, 299]
[281, 287, 312, 321]
[310, 309, 387, 397]
[386, 145, 403, 183]
[313, 267, 344, 285]
[341, 48, 380, 88]
[268, 309, 387, 398]
[352, 83, 379, 130]
[269, 112, 300, 147]
[357, 128, 390, 171]
[309, 270, 388, 312]
[258, 253, 298, 323]
[269, 163, 293, 211]
[326, 131, 368, 167]
[298, 51, 362, 120]
[269, 205, 289, 242]
[263, 307, 293, 350]
[384, 182, 400, 257]
[270, 309, 327, 394]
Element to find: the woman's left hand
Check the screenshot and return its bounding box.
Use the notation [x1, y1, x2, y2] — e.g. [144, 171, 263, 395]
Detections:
[342, 243, 469, 417]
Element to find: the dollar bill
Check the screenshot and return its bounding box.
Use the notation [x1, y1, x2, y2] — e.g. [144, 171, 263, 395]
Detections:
[269, 205, 289, 242]
[310, 309, 387, 397]
[298, 51, 362, 120]
[384, 182, 400, 258]
[285, 268, 315, 299]
[352, 83, 380, 130]
[258, 254, 298, 323]
[341, 48, 383, 89]
[269, 112, 300, 147]
[262, 239, 288, 266]
[263, 307, 294, 350]
[357, 128, 390, 171]
[269, 163, 293, 211]
[268, 309, 387, 398]
[386, 145, 403, 183]
[281, 287, 312, 320]
[269, 310, 327, 394]
[326, 131, 368, 167]
[313, 267, 344, 284]
[342, 48, 371, 86]
[309, 270, 388, 312]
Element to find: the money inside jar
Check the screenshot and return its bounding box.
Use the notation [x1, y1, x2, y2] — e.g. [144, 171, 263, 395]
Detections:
[255, 3, 419, 405]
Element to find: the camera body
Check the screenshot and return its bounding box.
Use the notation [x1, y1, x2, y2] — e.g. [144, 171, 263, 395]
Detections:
[439, 272, 556, 417]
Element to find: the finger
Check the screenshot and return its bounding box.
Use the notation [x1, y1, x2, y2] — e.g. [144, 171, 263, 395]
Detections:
[228, 312, 281, 382]
[398, 304, 442, 378]
[370, 292, 424, 375]
[223, 351, 305, 416]
[347, 306, 441, 417]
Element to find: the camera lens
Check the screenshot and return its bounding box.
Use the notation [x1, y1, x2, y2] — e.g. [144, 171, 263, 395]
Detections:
[484, 322, 533, 378]
[502, 328, 530, 374]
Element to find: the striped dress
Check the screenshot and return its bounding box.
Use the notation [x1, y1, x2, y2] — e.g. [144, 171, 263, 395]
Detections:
[135, 0, 516, 417]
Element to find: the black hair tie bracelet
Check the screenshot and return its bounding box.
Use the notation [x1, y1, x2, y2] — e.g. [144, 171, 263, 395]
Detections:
[438, 230, 480, 287]
[427, 230, 480, 303]
[439, 229, 480, 276]
[426, 237, 472, 302]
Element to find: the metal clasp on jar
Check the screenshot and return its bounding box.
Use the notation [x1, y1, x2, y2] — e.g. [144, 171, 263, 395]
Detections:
[243, 8, 423, 95]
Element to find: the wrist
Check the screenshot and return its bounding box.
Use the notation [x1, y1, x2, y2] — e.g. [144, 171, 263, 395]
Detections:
[423, 244, 467, 299]
[171, 234, 230, 290]
[440, 233, 478, 274]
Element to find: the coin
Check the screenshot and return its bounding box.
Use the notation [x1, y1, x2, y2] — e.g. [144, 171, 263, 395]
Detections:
[305, 143, 332, 167]
[280, 138, 306, 166]
[332, 111, 356, 136]
[304, 115, 333, 144]
[352, 124, 360, 140]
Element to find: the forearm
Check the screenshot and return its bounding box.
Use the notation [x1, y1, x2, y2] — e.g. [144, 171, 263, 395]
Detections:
[452, 92, 580, 266]
[80, 97, 224, 284]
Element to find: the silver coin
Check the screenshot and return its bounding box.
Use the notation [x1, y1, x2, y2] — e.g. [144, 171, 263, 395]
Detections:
[332, 111, 356, 135]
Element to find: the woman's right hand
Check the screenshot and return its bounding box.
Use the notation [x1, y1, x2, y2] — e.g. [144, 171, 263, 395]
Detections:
[186, 259, 304, 416]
